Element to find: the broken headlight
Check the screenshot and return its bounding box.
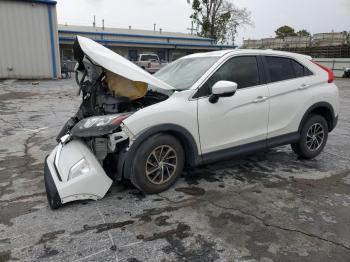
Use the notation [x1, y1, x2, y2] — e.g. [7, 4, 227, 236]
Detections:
[70, 113, 131, 137]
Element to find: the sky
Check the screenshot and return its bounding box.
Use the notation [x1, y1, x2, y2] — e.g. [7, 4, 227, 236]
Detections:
[56, 0, 350, 46]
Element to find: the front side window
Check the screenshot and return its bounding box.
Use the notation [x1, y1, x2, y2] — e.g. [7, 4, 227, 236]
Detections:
[198, 56, 260, 97]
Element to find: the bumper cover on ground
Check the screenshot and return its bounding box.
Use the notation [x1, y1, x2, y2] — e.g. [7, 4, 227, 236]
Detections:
[44, 140, 113, 209]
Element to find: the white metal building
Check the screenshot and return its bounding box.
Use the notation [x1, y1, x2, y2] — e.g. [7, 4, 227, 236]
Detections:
[58, 25, 236, 63]
[0, 0, 60, 79]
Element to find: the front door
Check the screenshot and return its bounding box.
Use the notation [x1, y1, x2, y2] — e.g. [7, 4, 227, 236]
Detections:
[197, 56, 269, 155]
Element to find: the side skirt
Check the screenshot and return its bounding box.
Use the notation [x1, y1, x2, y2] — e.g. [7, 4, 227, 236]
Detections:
[200, 132, 300, 166]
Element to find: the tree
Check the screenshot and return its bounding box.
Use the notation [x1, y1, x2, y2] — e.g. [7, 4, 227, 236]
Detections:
[296, 29, 311, 37]
[275, 25, 297, 39]
[189, 0, 252, 44]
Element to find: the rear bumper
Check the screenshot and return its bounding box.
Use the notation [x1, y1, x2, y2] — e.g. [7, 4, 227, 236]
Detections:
[145, 68, 159, 74]
[44, 140, 113, 209]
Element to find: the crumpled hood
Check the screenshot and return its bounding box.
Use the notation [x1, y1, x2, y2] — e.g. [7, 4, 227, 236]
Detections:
[76, 36, 174, 91]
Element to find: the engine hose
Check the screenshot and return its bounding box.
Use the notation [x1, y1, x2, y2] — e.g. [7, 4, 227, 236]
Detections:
[76, 71, 87, 95]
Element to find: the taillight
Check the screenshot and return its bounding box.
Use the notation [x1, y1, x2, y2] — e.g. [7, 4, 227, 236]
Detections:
[312, 61, 334, 83]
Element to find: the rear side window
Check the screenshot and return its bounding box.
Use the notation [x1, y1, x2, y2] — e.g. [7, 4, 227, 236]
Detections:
[265, 56, 295, 83]
[291, 60, 313, 77]
[199, 56, 260, 97]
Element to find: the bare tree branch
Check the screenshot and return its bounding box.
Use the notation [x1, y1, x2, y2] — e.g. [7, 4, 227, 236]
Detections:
[190, 0, 252, 44]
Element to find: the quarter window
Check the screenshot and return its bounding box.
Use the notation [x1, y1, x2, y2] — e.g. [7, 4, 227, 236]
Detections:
[198, 56, 260, 97]
[291, 60, 313, 77]
[265, 56, 313, 83]
[265, 56, 295, 83]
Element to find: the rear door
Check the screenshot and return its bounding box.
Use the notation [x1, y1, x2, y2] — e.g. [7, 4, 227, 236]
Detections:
[263, 56, 315, 138]
[197, 56, 269, 154]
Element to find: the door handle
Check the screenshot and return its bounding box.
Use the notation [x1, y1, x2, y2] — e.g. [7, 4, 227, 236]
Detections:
[298, 84, 310, 90]
[253, 96, 268, 103]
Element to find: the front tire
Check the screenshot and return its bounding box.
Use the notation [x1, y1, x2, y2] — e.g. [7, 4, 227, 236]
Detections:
[130, 134, 185, 194]
[291, 114, 328, 159]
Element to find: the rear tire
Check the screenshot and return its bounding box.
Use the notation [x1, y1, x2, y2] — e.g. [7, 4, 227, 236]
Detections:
[291, 114, 328, 159]
[130, 134, 185, 194]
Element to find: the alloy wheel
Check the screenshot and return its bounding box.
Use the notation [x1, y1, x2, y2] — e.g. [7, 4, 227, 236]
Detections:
[306, 123, 325, 151]
[145, 145, 178, 185]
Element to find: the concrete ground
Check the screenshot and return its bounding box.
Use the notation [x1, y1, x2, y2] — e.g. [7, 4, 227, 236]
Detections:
[0, 78, 350, 262]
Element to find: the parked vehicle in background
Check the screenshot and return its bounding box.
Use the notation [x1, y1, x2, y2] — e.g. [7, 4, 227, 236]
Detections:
[135, 54, 167, 74]
[343, 68, 350, 78]
[61, 62, 71, 79]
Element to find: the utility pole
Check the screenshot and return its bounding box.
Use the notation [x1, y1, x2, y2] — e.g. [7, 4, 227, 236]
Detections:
[153, 23, 156, 32]
[102, 19, 105, 30]
[187, 21, 196, 35]
[93, 15, 96, 27]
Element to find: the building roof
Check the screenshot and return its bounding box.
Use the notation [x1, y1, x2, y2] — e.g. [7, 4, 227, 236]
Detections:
[58, 24, 213, 42]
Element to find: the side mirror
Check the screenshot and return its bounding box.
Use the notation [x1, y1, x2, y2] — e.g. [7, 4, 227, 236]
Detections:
[209, 81, 238, 104]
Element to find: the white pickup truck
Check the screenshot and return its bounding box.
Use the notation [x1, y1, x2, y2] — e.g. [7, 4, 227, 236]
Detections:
[134, 54, 167, 74]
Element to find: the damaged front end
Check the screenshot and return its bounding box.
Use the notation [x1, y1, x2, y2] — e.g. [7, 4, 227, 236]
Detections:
[44, 114, 133, 209]
[44, 36, 173, 209]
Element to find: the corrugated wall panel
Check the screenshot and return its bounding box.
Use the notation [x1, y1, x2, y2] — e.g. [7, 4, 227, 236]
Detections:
[0, 0, 60, 79]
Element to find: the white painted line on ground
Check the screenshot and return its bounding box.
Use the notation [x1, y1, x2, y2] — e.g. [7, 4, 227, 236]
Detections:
[97, 207, 119, 262]
[71, 248, 108, 262]
[119, 241, 143, 249]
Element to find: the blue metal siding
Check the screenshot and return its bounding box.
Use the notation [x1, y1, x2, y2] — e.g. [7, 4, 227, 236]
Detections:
[58, 29, 214, 42]
[59, 37, 236, 49]
[47, 5, 57, 77]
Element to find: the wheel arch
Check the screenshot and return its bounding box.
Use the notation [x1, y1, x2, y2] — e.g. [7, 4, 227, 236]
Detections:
[298, 102, 336, 133]
[120, 124, 201, 180]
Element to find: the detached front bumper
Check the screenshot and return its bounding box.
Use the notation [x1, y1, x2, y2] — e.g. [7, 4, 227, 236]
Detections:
[44, 139, 113, 209]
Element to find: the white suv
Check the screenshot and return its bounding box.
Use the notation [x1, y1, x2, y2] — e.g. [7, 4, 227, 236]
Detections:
[44, 36, 339, 208]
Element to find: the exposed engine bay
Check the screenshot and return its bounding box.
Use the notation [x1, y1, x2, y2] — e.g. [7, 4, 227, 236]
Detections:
[56, 39, 169, 167]
[57, 44, 168, 138]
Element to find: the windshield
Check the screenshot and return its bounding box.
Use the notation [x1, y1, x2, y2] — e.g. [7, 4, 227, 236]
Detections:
[141, 55, 159, 61]
[154, 57, 220, 90]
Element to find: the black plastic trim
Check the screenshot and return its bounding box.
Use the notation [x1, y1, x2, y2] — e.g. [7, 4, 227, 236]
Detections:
[298, 102, 337, 132]
[333, 115, 338, 130]
[266, 132, 300, 148]
[53, 153, 62, 182]
[201, 139, 266, 165]
[201, 132, 300, 165]
[256, 55, 268, 85]
[44, 156, 62, 209]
